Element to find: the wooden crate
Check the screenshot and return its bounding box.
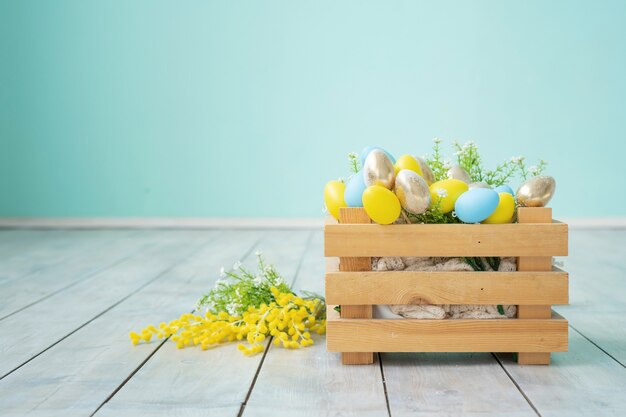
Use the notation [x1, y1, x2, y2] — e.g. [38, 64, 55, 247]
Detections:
[324, 207, 568, 365]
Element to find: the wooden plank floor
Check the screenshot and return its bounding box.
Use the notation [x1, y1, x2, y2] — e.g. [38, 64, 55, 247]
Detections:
[0, 228, 624, 417]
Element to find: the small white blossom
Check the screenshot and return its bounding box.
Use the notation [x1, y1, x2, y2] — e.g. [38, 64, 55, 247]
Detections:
[528, 165, 539, 174]
[219, 267, 226, 278]
[254, 275, 263, 285]
[451, 211, 457, 218]
[255, 250, 263, 257]
[216, 279, 226, 286]
[442, 159, 451, 168]
[433, 137, 442, 144]
[226, 302, 241, 316]
[436, 188, 448, 198]
[348, 152, 358, 158]
[233, 261, 242, 270]
[510, 156, 524, 163]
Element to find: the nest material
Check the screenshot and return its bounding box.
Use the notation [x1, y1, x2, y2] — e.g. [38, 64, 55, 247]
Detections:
[373, 256, 517, 319]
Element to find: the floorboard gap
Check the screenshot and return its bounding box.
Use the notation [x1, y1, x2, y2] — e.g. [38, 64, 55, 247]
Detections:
[237, 336, 273, 417]
[90, 236, 262, 416]
[568, 324, 626, 369]
[491, 353, 542, 417]
[377, 353, 393, 417]
[0, 235, 217, 381]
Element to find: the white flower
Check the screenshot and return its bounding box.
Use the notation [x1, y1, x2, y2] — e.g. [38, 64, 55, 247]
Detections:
[255, 250, 263, 257]
[226, 302, 241, 316]
[233, 261, 242, 270]
[436, 188, 448, 198]
[455, 150, 463, 156]
[348, 152, 358, 159]
[216, 279, 226, 287]
[510, 156, 524, 163]
[433, 137, 442, 144]
[528, 165, 539, 174]
[451, 211, 457, 218]
[253, 275, 263, 285]
[219, 267, 226, 278]
[442, 159, 451, 168]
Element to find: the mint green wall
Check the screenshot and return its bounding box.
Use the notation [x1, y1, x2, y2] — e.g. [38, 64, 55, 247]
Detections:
[1, 1, 625, 217]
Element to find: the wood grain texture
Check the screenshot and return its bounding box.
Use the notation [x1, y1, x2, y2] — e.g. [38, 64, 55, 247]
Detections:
[338, 208, 373, 365]
[325, 219, 568, 258]
[243, 232, 390, 417]
[0, 231, 261, 417]
[0, 231, 211, 378]
[326, 268, 569, 305]
[94, 231, 312, 417]
[517, 207, 556, 365]
[327, 307, 568, 353]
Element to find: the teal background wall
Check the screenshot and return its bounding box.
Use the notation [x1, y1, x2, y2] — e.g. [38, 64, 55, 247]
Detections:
[1, 1, 625, 218]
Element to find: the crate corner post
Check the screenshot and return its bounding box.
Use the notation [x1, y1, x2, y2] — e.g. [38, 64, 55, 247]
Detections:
[338, 207, 374, 365]
[517, 206, 553, 365]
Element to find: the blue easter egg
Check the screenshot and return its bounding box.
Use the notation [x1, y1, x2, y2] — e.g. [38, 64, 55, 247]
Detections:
[454, 188, 500, 223]
[494, 184, 514, 196]
[344, 172, 367, 207]
[358, 146, 396, 166]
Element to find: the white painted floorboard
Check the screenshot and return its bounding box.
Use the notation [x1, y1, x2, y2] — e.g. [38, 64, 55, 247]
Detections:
[0, 228, 624, 417]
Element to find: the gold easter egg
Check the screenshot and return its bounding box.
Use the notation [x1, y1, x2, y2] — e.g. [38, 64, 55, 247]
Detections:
[516, 176, 556, 207]
[363, 149, 395, 189]
[415, 156, 435, 185]
[394, 170, 431, 215]
[447, 164, 471, 183]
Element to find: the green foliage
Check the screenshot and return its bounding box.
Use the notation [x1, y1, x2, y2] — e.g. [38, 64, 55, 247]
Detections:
[425, 138, 549, 187]
[405, 198, 460, 225]
[425, 138, 449, 182]
[348, 152, 360, 174]
[196, 252, 292, 316]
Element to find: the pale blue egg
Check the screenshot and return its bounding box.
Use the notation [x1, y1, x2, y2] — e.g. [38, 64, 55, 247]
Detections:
[358, 146, 396, 166]
[494, 184, 514, 196]
[454, 188, 500, 223]
[344, 172, 367, 207]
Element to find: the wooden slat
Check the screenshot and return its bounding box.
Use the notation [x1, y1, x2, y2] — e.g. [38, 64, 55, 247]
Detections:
[517, 207, 555, 365]
[327, 307, 568, 353]
[326, 268, 569, 305]
[324, 220, 568, 258]
[338, 208, 373, 365]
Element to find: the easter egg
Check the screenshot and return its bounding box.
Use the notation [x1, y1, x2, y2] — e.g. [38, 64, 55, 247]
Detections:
[415, 156, 435, 185]
[393, 155, 423, 176]
[454, 188, 500, 223]
[344, 172, 367, 207]
[363, 149, 395, 189]
[359, 146, 396, 166]
[447, 164, 471, 183]
[516, 176, 556, 207]
[494, 184, 514, 196]
[323, 180, 347, 219]
[363, 185, 401, 225]
[483, 192, 516, 224]
[394, 170, 430, 215]
[429, 179, 469, 213]
[469, 181, 491, 190]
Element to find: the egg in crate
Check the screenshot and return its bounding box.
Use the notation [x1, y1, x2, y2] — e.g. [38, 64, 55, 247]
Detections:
[344, 172, 367, 207]
[429, 179, 469, 213]
[483, 192, 516, 224]
[454, 188, 500, 223]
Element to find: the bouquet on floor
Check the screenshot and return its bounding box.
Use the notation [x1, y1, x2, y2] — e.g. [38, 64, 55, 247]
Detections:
[130, 252, 326, 356]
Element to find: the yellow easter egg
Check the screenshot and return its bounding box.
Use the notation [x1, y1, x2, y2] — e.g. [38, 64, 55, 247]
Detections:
[429, 179, 469, 213]
[362, 185, 401, 225]
[482, 192, 515, 224]
[394, 154, 424, 176]
[324, 180, 347, 219]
